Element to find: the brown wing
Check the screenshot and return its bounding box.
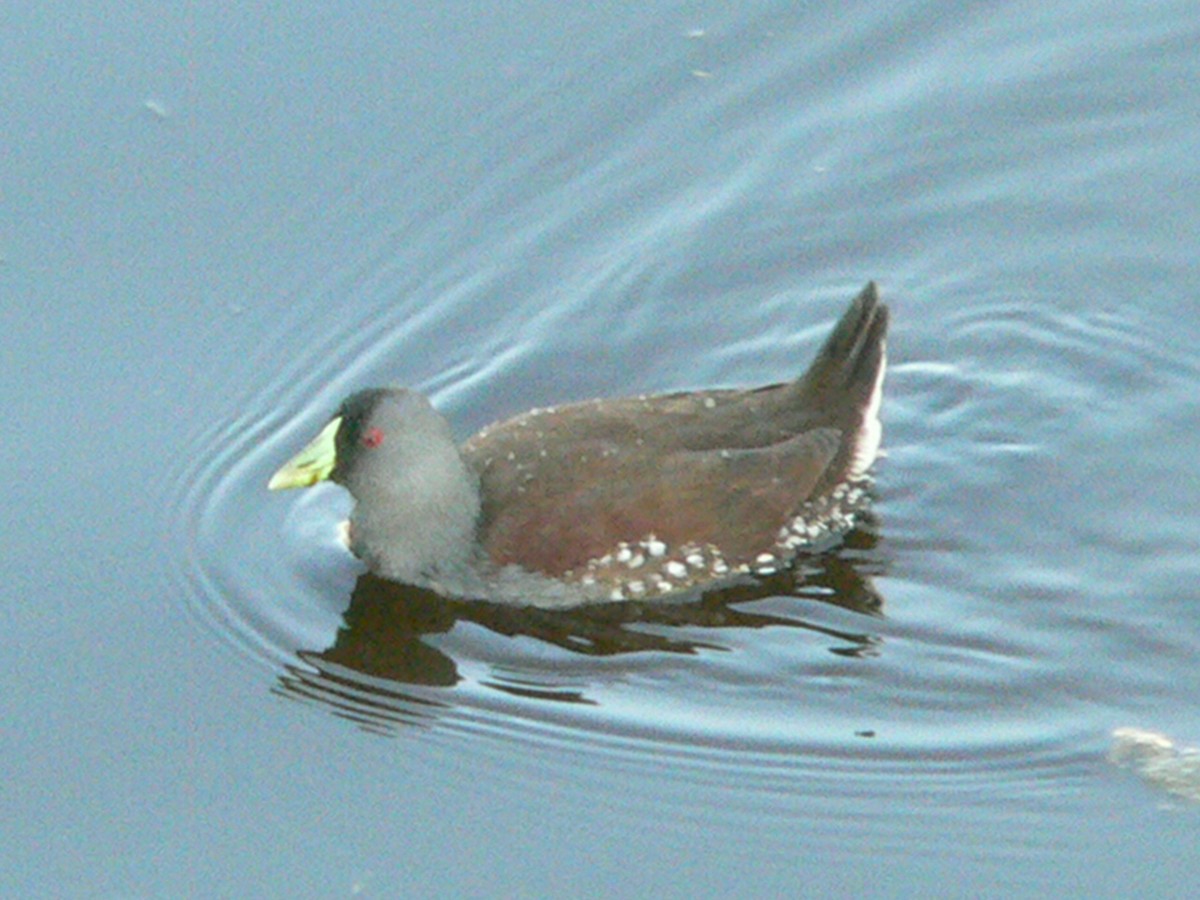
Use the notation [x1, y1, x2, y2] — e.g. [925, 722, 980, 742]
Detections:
[460, 282, 886, 579]
[471, 426, 840, 576]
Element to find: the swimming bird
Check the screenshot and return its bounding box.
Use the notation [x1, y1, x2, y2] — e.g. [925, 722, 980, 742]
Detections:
[269, 282, 888, 608]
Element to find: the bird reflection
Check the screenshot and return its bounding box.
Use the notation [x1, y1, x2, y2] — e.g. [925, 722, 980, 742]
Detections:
[274, 521, 886, 732]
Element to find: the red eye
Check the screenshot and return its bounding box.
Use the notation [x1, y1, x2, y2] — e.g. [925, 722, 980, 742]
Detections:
[361, 427, 384, 448]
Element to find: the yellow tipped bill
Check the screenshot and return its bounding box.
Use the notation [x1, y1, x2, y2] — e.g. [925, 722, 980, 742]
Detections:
[267, 416, 342, 490]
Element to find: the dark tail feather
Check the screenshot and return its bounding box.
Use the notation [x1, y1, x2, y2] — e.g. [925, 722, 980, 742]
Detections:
[789, 282, 887, 421]
[788, 282, 889, 482]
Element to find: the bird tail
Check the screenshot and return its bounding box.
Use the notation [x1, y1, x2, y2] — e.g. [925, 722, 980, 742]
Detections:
[788, 281, 889, 482]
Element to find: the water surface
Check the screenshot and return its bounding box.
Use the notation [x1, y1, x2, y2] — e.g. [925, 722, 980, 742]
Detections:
[4, 1, 1200, 896]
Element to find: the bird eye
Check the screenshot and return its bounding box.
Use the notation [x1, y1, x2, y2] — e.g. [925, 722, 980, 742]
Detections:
[361, 427, 384, 448]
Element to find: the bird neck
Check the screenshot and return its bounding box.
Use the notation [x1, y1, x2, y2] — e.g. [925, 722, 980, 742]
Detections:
[346, 451, 484, 586]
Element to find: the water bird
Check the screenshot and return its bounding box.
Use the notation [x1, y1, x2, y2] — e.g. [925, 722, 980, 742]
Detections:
[269, 282, 888, 608]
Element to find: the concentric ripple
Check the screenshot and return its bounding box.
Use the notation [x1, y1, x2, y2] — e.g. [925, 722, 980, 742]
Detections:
[151, 273, 1198, 808]
[156, 4, 1200, 802]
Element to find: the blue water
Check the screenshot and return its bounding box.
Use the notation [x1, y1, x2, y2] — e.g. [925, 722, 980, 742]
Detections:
[4, 1, 1200, 896]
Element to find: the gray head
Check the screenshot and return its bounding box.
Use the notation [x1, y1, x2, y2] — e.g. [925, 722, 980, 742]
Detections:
[271, 388, 484, 586]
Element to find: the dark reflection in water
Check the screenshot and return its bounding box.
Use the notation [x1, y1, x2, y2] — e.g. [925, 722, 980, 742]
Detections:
[274, 522, 885, 732]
